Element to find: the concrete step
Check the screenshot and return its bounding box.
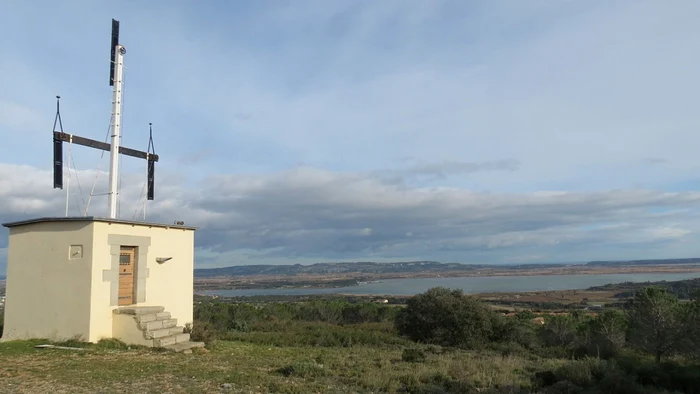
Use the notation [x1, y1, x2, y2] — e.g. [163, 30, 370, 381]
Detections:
[145, 326, 184, 339]
[114, 306, 165, 315]
[139, 318, 177, 331]
[162, 318, 178, 329]
[163, 341, 205, 354]
[170, 326, 184, 335]
[154, 333, 189, 347]
[174, 333, 190, 343]
[134, 312, 171, 324]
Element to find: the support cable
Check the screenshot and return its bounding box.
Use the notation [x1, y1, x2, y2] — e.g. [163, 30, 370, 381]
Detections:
[84, 116, 113, 216]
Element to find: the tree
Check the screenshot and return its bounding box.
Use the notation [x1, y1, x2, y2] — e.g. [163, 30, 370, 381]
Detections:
[677, 290, 700, 360]
[626, 287, 681, 362]
[395, 287, 493, 348]
[584, 309, 628, 358]
[539, 314, 578, 348]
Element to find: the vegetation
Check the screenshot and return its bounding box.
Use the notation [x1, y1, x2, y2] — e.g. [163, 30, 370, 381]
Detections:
[589, 277, 700, 299]
[1, 285, 700, 392]
[186, 286, 700, 392]
[395, 287, 494, 348]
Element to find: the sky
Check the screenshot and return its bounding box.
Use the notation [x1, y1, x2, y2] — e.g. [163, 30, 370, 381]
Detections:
[1, 0, 700, 272]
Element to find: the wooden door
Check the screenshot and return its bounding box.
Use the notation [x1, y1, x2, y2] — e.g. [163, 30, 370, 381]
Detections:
[118, 247, 137, 306]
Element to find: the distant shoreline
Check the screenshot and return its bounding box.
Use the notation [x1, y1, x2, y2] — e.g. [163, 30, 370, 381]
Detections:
[194, 264, 700, 291]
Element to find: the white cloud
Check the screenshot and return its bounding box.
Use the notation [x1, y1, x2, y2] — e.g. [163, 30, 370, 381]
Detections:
[4, 164, 700, 268]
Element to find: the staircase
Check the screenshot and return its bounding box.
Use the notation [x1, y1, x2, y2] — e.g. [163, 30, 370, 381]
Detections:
[112, 306, 205, 353]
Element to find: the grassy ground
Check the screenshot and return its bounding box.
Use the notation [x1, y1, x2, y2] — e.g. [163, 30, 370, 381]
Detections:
[0, 338, 565, 393]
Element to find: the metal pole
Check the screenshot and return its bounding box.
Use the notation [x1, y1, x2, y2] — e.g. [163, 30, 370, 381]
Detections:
[107, 45, 125, 219]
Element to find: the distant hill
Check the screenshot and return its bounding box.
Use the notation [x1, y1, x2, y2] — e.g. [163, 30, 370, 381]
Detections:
[194, 257, 700, 278]
[585, 258, 700, 267]
[193, 261, 569, 277]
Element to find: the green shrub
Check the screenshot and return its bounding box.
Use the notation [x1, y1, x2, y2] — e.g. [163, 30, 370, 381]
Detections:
[553, 358, 604, 388]
[490, 315, 539, 350]
[423, 344, 444, 354]
[618, 356, 700, 394]
[224, 321, 411, 347]
[536, 358, 676, 394]
[277, 360, 326, 378]
[95, 338, 130, 350]
[402, 347, 427, 363]
[398, 372, 472, 394]
[52, 335, 90, 348]
[185, 320, 220, 344]
[395, 287, 494, 348]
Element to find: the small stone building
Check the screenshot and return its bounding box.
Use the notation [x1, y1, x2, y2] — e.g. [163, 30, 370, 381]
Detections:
[1, 217, 203, 352]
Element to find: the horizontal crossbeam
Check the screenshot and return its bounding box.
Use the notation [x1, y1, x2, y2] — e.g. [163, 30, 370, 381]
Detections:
[53, 131, 159, 162]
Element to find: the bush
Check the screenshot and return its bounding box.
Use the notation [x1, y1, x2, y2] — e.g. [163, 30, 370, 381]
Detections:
[490, 315, 539, 350]
[402, 347, 427, 363]
[535, 357, 677, 394]
[95, 338, 130, 350]
[277, 360, 325, 378]
[185, 320, 220, 344]
[617, 356, 700, 394]
[395, 287, 494, 348]
[224, 321, 411, 347]
[194, 299, 398, 331]
[580, 309, 627, 359]
[398, 372, 473, 394]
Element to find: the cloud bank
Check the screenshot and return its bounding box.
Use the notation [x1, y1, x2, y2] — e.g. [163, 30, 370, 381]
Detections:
[2, 164, 700, 269]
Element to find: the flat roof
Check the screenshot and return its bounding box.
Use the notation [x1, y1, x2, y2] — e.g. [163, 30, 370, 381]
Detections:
[2, 216, 197, 231]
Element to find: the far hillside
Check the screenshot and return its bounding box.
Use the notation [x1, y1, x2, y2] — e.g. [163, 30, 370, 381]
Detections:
[193, 261, 556, 277]
[194, 258, 700, 278]
[585, 258, 700, 267]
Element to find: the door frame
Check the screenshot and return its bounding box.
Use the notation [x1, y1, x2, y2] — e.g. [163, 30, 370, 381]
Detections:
[118, 246, 138, 306]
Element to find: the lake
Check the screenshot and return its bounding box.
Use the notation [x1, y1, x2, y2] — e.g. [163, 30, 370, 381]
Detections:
[201, 272, 700, 297]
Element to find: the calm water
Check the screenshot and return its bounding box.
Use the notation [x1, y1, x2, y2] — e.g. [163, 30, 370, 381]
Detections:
[201, 272, 700, 297]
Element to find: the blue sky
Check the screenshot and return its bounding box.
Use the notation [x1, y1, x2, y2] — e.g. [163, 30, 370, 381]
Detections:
[2, 0, 700, 271]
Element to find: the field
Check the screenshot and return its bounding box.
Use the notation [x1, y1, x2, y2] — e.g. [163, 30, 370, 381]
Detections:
[0, 337, 571, 393]
[477, 289, 620, 310]
[1, 317, 698, 393]
[2, 280, 700, 393]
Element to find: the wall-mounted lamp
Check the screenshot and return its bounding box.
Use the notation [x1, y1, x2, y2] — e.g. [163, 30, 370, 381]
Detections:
[156, 257, 173, 264]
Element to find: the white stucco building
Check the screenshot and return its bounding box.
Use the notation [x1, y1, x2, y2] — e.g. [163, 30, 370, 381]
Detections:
[0, 216, 202, 352]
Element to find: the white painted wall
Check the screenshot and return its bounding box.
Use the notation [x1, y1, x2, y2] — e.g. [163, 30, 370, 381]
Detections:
[112, 314, 152, 347]
[90, 222, 195, 342]
[1, 222, 94, 341]
[2, 219, 195, 344]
